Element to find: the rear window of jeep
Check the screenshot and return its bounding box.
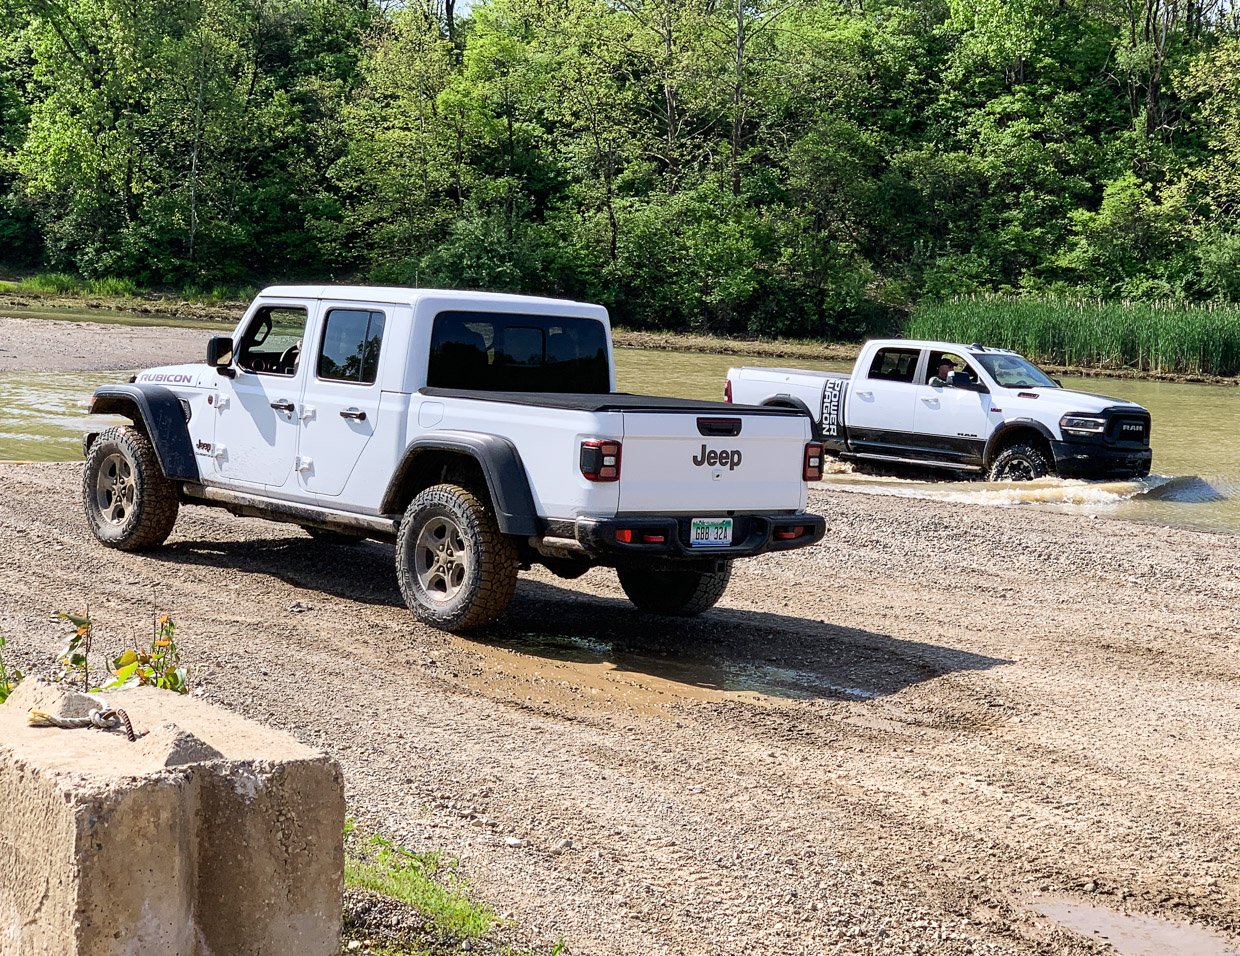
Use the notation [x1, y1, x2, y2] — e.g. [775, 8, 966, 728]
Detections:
[427, 311, 609, 393]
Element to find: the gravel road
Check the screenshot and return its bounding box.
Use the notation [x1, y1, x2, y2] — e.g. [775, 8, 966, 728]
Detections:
[1, 461, 1236, 955]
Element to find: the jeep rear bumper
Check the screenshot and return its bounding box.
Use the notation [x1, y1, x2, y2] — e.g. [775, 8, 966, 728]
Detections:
[1050, 441, 1153, 479]
[571, 512, 826, 561]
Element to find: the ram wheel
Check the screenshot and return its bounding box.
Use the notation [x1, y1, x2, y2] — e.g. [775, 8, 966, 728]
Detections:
[82, 426, 180, 550]
[617, 562, 733, 616]
[395, 483, 518, 632]
[988, 442, 1052, 482]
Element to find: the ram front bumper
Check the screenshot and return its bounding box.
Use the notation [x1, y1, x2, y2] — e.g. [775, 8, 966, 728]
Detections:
[1050, 441, 1153, 479]
[573, 512, 826, 561]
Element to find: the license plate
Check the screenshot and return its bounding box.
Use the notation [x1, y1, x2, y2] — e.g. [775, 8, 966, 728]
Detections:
[690, 517, 733, 547]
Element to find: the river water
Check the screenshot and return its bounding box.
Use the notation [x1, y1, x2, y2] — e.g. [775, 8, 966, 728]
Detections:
[1, 349, 1237, 533]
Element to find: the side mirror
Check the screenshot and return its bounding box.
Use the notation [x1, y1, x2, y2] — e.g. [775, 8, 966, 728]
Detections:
[951, 371, 989, 393]
[207, 336, 235, 377]
[1052, 378, 1063, 388]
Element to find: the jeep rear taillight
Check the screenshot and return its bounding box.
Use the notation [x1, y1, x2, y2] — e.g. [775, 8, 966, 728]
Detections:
[803, 442, 824, 481]
[580, 440, 622, 482]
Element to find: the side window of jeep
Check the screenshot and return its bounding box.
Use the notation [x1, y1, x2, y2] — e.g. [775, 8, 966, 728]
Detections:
[237, 306, 308, 376]
[317, 308, 386, 385]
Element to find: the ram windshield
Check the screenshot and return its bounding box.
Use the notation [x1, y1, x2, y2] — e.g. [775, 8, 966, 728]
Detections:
[975, 353, 1058, 389]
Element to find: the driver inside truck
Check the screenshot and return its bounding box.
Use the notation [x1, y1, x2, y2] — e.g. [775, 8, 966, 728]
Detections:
[928, 357, 957, 387]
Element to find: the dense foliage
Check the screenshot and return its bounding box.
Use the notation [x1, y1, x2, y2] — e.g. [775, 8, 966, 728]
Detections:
[3, 0, 1240, 338]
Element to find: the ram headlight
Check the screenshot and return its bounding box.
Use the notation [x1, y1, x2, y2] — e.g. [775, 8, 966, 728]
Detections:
[1060, 414, 1105, 436]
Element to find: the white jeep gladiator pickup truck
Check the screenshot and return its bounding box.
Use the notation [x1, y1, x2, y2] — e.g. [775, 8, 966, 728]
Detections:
[82, 286, 826, 630]
[726, 339, 1153, 481]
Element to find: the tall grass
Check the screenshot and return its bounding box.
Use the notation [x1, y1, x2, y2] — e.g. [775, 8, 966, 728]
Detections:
[908, 295, 1240, 377]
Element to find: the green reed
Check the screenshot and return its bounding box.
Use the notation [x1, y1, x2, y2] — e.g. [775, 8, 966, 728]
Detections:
[907, 296, 1240, 377]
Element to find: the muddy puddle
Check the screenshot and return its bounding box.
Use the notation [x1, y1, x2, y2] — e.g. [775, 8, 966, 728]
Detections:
[1033, 896, 1239, 956]
[463, 630, 880, 715]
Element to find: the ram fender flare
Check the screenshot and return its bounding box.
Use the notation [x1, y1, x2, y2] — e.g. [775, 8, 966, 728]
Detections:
[88, 384, 199, 482]
[382, 432, 539, 537]
[984, 419, 1056, 467]
[757, 394, 818, 438]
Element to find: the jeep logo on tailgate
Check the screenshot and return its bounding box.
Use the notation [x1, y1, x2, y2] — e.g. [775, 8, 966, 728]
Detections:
[693, 445, 742, 470]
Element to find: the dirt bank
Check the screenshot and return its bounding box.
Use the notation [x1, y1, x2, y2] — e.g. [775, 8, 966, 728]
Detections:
[0, 316, 206, 373]
[1, 463, 1236, 955]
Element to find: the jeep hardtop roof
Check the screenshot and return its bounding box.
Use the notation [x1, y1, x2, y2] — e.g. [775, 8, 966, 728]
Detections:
[257, 285, 603, 312]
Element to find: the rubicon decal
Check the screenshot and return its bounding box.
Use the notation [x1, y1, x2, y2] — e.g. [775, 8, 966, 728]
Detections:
[692, 445, 742, 470]
[138, 372, 195, 384]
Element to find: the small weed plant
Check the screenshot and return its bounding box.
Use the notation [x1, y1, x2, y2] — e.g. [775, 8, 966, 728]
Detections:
[0, 636, 23, 704]
[345, 823, 495, 940]
[99, 612, 188, 693]
[48, 603, 190, 695]
[54, 610, 94, 690]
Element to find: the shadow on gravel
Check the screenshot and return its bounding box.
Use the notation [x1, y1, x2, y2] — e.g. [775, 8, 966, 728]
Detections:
[151, 536, 1009, 702]
[155, 535, 404, 607]
[479, 579, 1011, 703]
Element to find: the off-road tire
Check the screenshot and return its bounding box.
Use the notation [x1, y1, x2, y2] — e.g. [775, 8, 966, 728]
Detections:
[617, 562, 733, 616]
[82, 426, 179, 550]
[305, 527, 367, 545]
[395, 483, 518, 632]
[988, 442, 1052, 482]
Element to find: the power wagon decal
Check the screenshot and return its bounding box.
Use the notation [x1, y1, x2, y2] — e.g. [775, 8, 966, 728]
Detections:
[821, 379, 846, 439]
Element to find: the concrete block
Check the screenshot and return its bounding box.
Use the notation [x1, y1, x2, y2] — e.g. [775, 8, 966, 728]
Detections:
[0, 680, 345, 956]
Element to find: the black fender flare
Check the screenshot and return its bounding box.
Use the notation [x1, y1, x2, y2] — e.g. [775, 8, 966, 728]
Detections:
[381, 431, 539, 536]
[757, 394, 819, 439]
[88, 384, 199, 481]
[984, 419, 1056, 467]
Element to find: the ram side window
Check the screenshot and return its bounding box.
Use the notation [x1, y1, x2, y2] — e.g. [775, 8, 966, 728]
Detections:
[426, 311, 610, 393]
[318, 308, 386, 385]
[866, 347, 921, 384]
[237, 306, 308, 376]
[925, 351, 980, 385]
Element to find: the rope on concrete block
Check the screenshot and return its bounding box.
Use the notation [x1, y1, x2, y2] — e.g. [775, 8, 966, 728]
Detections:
[27, 707, 137, 742]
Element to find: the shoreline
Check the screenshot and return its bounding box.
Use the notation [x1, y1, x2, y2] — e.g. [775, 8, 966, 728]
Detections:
[2, 294, 1237, 385]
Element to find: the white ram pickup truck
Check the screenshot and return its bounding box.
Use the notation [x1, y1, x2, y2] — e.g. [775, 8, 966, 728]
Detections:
[726, 339, 1153, 481]
[82, 286, 825, 630]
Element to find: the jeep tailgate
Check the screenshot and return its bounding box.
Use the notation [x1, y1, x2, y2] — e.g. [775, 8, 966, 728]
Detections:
[616, 411, 810, 513]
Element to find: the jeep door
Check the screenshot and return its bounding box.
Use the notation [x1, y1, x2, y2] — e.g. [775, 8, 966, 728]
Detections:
[213, 301, 314, 489]
[845, 346, 924, 454]
[295, 303, 390, 497]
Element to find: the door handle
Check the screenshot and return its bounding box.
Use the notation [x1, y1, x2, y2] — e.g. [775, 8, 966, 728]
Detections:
[921, 398, 939, 406]
[270, 400, 295, 413]
[340, 407, 367, 422]
[855, 390, 873, 399]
